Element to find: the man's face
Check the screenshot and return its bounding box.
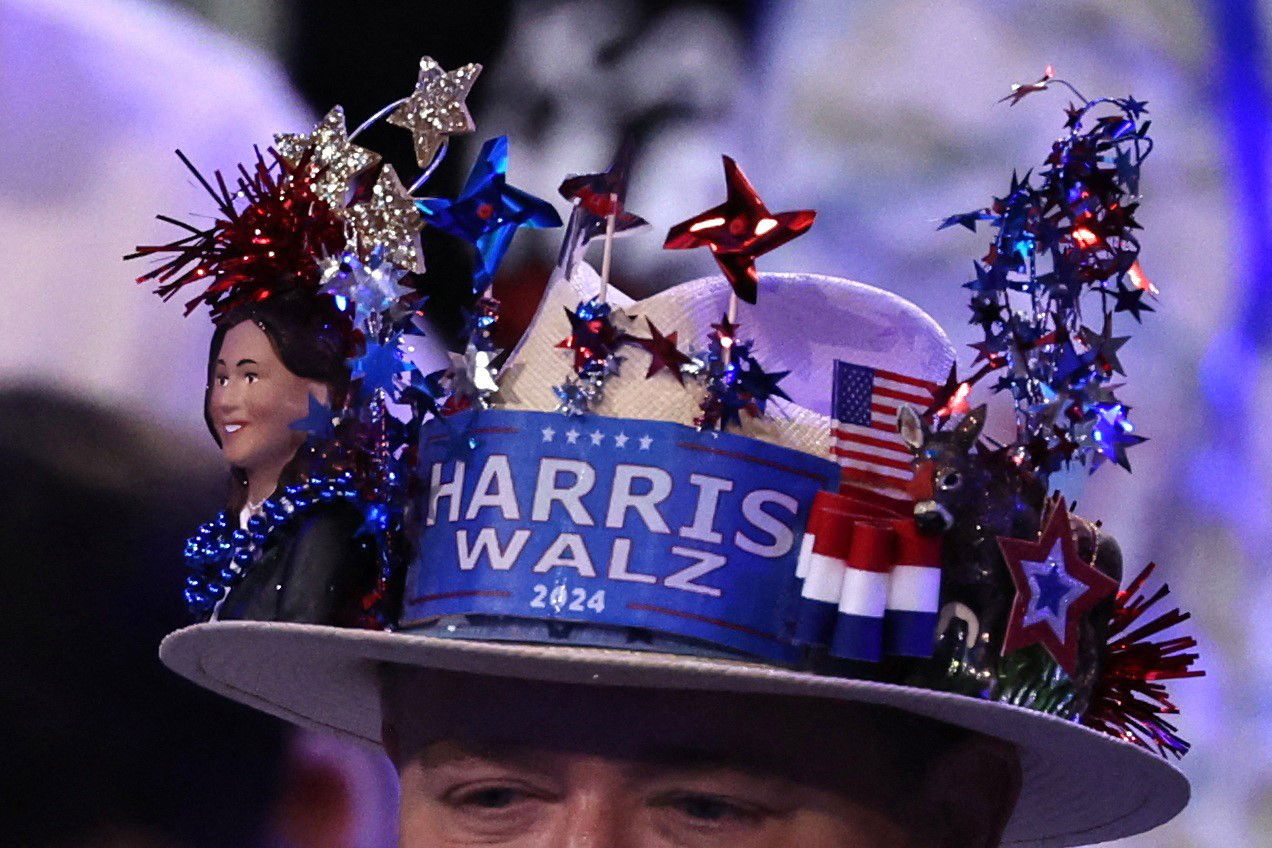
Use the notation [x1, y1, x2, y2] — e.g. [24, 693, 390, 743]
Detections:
[381, 668, 1020, 848]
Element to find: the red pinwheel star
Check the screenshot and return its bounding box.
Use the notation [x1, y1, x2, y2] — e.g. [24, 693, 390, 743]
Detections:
[663, 156, 815, 304]
[998, 499, 1118, 675]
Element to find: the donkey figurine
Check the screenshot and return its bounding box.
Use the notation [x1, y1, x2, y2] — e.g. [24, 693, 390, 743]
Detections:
[898, 405, 1041, 697]
[896, 405, 1122, 707]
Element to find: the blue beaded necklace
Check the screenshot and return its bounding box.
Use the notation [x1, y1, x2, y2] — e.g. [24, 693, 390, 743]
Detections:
[183, 472, 361, 619]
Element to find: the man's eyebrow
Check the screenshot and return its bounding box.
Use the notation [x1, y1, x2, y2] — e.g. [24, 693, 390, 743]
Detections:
[421, 740, 742, 773]
[420, 740, 549, 771]
[236, 358, 258, 367]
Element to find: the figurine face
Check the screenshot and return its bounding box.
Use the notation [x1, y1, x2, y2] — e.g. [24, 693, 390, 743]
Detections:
[209, 321, 329, 487]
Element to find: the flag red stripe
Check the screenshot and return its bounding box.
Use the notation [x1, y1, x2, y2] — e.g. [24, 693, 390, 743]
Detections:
[831, 447, 913, 471]
[839, 476, 913, 512]
[832, 431, 913, 454]
[874, 368, 940, 392]
[841, 466, 910, 493]
[829, 419, 910, 437]
[832, 421, 909, 440]
[871, 402, 898, 417]
[874, 385, 933, 405]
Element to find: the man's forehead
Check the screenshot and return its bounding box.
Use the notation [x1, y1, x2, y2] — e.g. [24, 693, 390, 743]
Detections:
[377, 665, 969, 791]
[416, 737, 762, 775]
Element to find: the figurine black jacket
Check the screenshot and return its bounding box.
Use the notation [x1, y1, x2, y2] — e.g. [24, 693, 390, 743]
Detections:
[218, 501, 377, 626]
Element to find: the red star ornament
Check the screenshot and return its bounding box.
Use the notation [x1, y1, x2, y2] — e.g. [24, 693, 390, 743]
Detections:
[663, 156, 815, 304]
[635, 318, 691, 384]
[997, 499, 1118, 675]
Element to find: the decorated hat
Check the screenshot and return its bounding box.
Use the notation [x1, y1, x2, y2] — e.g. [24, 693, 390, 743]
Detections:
[145, 62, 1202, 848]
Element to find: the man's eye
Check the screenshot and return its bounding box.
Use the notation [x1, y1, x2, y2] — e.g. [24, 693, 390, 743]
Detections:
[455, 785, 526, 809]
[215, 375, 228, 387]
[244, 372, 259, 384]
[665, 793, 757, 824]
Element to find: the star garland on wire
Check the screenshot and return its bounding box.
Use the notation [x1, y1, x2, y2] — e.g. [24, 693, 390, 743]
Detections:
[387, 57, 482, 169]
[274, 105, 381, 210]
[688, 316, 790, 430]
[935, 71, 1157, 477]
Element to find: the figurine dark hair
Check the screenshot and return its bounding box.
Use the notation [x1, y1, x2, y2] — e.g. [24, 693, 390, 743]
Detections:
[204, 291, 356, 509]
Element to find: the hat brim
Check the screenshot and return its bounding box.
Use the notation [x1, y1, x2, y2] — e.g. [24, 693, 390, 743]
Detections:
[161, 621, 1186, 847]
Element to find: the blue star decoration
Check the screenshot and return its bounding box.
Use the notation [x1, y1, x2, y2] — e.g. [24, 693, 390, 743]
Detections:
[1077, 403, 1147, 471]
[415, 135, 562, 291]
[288, 393, 337, 440]
[354, 501, 392, 541]
[997, 499, 1118, 675]
[1104, 281, 1155, 323]
[350, 337, 418, 398]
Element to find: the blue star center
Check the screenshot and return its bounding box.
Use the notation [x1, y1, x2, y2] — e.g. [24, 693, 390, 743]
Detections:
[1019, 540, 1088, 640]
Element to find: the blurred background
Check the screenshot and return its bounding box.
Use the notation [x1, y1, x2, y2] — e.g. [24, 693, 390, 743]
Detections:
[1, 0, 1266, 845]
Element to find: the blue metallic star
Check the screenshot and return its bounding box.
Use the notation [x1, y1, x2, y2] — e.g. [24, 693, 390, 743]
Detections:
[415, 136, 562, 290]
[737, 355, 790, 414]
[354, 502, 391, 540]
[350, 338, 417, 397]
[965, 261, 1008, 293]
[288, 394, 337, 440]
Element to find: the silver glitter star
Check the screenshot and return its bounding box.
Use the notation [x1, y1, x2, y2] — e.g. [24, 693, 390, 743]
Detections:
[318, 248, 415, 325]
[346, 166, 424, 272]
[447, 342, 502, 406]
[387, 57, 482, 168]
[274, 106, 381, 211]
[553, 374, 606, 416]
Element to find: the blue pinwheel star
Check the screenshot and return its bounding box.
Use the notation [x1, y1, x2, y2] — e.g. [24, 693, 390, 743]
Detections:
[415, 136, 562, 291]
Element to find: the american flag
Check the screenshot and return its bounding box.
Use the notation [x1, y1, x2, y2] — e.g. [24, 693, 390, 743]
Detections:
[831, 361, 938, 493]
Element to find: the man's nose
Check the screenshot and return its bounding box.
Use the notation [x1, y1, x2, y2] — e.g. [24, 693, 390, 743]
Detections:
[551, 760, 638, 848]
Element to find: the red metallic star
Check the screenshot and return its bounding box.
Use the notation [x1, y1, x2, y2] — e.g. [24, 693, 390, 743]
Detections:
[998, 65, 1055, 106]
[556, 304, 622, 371]
[558, 137, 644, 222]
[710, 313, 740, 343]
[998, 499, 1118, 675]
[635, 318, 692, 384]
[663, 156, 815, 304]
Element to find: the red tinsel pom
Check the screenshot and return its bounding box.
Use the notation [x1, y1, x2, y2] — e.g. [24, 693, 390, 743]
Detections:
[128, 148, 347, 318]
[1082, 562, 1204, 758]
